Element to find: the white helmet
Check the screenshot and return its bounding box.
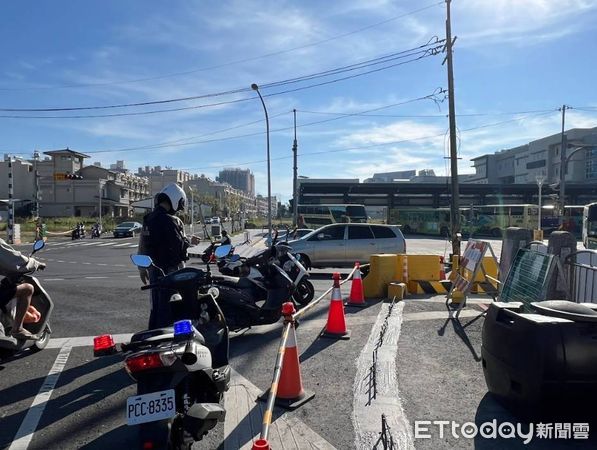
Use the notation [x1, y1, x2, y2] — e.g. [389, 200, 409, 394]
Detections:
[155, 183, 186, 214]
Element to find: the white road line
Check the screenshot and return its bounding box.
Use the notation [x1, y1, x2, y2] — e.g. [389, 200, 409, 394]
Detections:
[47, 333, 133, 349]
[41, 278, 65, 281]
[97, 242, 115, 247]
[352, 302, 414, 450]
[8, 344, 73, 450]
[82, 262, 92, 265]
[127, 275, 140, 278]
[112, 243, 132, 247]
[97, 263, 108, 266]
[224, 369, 336, 450]
[56, 260, 65, 263]
[126, 244, 138, 248]
[84, 276, 108, 279]
[68, 261, 77, 264]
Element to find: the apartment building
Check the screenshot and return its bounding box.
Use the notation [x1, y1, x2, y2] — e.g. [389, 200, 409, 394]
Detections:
[469, 127, 597, 185]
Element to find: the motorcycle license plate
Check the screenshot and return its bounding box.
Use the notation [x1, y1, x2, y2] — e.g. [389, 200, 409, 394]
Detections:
[126, 389, 176, 425]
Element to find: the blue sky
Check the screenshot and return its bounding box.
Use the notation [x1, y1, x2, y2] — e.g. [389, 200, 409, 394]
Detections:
[1, 0, 597, 201]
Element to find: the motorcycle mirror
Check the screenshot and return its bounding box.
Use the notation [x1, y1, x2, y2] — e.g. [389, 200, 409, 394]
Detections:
[214, 245, 231, 258]
[32, 239, 45, 254]
[130, 254, 153, 268]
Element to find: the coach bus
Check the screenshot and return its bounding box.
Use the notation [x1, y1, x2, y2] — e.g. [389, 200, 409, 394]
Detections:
[388, 207, 453, 236]
[583, 202, 597, 249]
[462, 204, 539, 237]
[297, 204, 368, 228]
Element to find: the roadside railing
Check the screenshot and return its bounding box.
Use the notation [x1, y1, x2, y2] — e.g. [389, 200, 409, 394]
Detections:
[564, 250, 597, 303]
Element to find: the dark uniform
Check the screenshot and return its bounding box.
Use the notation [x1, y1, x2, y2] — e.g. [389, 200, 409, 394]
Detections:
[138, 205, 191, 329]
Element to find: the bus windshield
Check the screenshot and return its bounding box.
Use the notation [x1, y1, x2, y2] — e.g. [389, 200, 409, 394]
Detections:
[298, 204, 367, 228]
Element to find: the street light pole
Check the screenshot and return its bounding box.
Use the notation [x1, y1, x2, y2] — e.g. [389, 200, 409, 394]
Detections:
[292, 109, 298, 227]
[558, 104, 568, 226]
[251, 83, 272, 244]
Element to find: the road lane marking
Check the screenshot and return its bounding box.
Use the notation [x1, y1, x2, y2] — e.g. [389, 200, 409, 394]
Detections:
[353, 301, 414, 450]
[97, 263, 108, 266]
[112, 243, 132, 247]
[224, 369, 336, 450]
[8, 344, 73, 450]
[84, 276, 108, 279]
[41, 278, 65, 281]
[47, 333, 133, 349]
[97, 242, 115, 247]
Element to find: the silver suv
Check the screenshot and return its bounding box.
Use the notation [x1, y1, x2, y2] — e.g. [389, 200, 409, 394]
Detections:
[288, 223, 406, 268]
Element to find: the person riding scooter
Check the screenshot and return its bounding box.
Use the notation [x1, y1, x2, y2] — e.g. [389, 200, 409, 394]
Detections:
[91, 222, 101, 238]
[201, 230, 232, 263]
[0, 238, 45, 340]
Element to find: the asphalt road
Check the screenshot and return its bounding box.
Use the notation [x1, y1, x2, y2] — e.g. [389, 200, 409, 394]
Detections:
[1, 233, 593, 449]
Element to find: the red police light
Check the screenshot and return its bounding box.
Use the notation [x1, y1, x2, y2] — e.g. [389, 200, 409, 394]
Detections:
[93, 334, 116, 356]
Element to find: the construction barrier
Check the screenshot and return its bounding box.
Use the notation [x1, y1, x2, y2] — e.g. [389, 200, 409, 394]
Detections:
[451, 255, 499, 294]
[388, 282, 407, 300]
[363, 254, 398, 298]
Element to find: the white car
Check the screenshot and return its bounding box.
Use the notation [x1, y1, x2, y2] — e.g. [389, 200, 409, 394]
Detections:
[288, 223, 406, 268]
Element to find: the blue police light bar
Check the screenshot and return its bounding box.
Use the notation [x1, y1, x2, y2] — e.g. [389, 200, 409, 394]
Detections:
[173, 320, 193, 337]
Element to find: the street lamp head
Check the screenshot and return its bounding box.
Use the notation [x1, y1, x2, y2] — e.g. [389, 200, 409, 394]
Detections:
[251, 83, 259, 91]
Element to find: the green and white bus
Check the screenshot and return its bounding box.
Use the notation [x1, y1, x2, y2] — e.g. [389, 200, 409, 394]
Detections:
[388, 207, 454, 236]
[297, 204, 368, 229]
[583, 202, 597, 249]
[464, 204, 539, 237]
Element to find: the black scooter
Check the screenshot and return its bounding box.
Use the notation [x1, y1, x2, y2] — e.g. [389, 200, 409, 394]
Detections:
[71, 224, 86, 240]
[0, 240, 52, 361]
[210, 234, 310, 331]
[95, 252, 231, 450]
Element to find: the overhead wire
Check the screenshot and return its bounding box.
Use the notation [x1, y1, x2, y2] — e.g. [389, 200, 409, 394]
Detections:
[0, 1, 444, 91]
[0, 40, 444, 114]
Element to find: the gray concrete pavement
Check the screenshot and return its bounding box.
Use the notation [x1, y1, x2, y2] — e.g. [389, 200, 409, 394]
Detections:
[2, 234, 594, 449]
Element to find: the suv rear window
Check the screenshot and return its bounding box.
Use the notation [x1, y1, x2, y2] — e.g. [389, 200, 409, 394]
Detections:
[348, 225, 374, 240]
[371, 225, 396, 238]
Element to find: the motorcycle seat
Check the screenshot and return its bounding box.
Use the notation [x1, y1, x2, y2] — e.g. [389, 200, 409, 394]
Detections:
[530, 300, 597, 323]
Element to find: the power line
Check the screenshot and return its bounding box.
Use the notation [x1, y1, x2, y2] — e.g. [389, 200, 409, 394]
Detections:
[0, 1, 443, 92]
[296, 107, 559, 118]
[0, 41, 443, 114]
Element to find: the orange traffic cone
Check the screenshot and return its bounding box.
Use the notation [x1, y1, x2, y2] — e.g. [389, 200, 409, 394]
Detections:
[259, 302, 315, 409]
[252, 439, 270, 450]
[346, 262, 366, 307]
[322, 273, 351, 339]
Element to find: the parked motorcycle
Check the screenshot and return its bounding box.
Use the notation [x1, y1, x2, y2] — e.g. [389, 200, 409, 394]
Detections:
[211, 232, 314, 331]
[0, 240, 52, 361]
[95, 252, 230, 450]
[217, 239, 314, 307]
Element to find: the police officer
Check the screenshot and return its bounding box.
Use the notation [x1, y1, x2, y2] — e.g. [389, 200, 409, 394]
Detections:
[138, 183, 201, 329]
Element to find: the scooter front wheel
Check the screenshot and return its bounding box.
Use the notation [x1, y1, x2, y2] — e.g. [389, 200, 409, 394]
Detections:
[293, 279, 315, 306]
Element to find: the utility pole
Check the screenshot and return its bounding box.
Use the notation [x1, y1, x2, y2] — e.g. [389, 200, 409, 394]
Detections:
[292, 109, 299, 227]
[7, 156, 15, 244]
[33, 151, 40, 219]
[558, 104, 568, 226]
[445, 0, 461, 257]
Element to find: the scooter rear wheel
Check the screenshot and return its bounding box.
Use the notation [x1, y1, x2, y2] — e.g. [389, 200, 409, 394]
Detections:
[32, 325, 50, 351]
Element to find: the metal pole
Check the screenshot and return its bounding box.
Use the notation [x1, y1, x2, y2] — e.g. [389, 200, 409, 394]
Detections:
[292, 109, 298, 227]
[251, 84, 272, 244]
[7, 156, 14, 244]
[445, 0, 461, 257]
[536, 176, 544, 230]
[190, 188, 194, 234]
[99, 181, 103, 229]
[33, 151, 40, 219]
[559, 105, 567, 226]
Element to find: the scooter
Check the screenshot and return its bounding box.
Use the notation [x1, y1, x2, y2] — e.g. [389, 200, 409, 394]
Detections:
[71, 224, 86, 240]
[217, 240, 314, 306]
[201, 241, 233, 264]
[95, 251, 230, 450]
[91, 225, 101, 238]
[0, 240, 52, 361]
[211, 233, 313, 331]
